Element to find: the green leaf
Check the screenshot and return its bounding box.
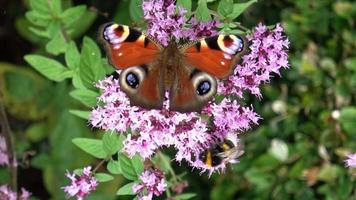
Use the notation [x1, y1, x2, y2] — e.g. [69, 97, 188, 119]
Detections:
[196, 0, 211, 21]
[26, 122, 47, 142]
[118, 154, 143, 180]
[340, 107, 356, 136]
[174, 193, 197, 200]
[4, 71, 36, 101]
[67, 10, 97, 39]
[25, 11, 51, 26]
[29, 0, 50, 15]
[102, 133, 121, 156]
[344, 57, 356, 71]
[79, 37, 105, 89]
[129, 0, 144, 23]
[228, 0, 257, 19]
[95, 173, 114, 182]
[107, 160, 122, 174]
[24, 55, 72, 82]
[69, 110, 90, 120]
[61, 5, 87, 28]
[72, 138, 106, 159]
[177, 0, 192, 11]
[218, 0, 234, 18]
[50, 0, 62, 15]
[269, 139, 289, 162]
[65, 41, 80, 70]
[46, 32, 67, 55]
[116, 182, 135, 195]
[69, 89, 98, 107]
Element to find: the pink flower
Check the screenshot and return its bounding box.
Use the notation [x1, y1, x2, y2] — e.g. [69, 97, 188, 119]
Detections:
[345, 153, 356, 168]
[63, 166, 98, 200]
[0, 136, 9, 166]
[218, 23, 290, 98]
[142, 0, 218, 46]
[133, 169, 167, 200]
[0, 185, 31, 200]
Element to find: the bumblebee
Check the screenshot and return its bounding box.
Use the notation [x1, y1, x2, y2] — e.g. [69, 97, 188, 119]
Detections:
[199, 139, 244, 167]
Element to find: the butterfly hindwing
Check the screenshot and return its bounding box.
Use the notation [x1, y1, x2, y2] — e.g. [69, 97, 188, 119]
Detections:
[183, 34, 248, 78]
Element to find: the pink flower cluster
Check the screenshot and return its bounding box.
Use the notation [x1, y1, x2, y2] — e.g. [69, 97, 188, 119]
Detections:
[63, 166, 98, 200]
[142, 0, 218, 46]
[219, 23, 290, 98]
[90, 76, 259, 174]
[133, 169, 167, 200]
[0, 185, 30, 200]
[0, 136, 9, 166]
[345, 153, 356, 169]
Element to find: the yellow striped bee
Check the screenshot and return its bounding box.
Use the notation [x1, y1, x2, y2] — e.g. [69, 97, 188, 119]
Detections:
[199, 138, 244, 168]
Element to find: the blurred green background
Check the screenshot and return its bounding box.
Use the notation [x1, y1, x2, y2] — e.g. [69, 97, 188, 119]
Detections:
[0, 0, 355, 199]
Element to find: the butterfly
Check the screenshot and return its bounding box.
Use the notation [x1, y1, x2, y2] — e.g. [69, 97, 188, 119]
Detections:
[100, 23, 248, 113]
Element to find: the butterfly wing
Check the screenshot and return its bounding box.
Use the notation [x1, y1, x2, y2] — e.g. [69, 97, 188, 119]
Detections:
[169, 34, 248, 112]
[182, 34, 248, 78]
[100, 23, 165, 109]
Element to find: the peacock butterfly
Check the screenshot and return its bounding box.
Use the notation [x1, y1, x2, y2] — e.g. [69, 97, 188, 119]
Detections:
[99, 23, 248, 113]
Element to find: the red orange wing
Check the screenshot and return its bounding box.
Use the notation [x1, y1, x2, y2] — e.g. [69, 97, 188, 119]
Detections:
[182, 35, 249, 78]
[100, 23, 162, 68]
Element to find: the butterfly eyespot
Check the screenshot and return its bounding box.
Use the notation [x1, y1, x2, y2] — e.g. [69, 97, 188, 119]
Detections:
[197, 80, 211, 95]
[191, 72, 217, 99]
[119, 66, 147, 93]
[125, 73, 140, 89]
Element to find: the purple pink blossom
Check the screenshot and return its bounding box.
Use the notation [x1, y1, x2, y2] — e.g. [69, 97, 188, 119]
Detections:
[345, 153, 356, 168]
[142, 0, 218, 46]
[0, 185, 30, 200]
[63, 166, 98, 200]
[133, 169, 167, 200]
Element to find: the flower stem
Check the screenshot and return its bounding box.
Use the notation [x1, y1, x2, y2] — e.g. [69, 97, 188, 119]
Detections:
[0, 93, 17, 192]
[93, 158, 109, 173]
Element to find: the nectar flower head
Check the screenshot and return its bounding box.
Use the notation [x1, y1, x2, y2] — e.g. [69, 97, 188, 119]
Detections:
[133, 168, 167, 200]
[218, 23, 290, 98]
[0, 185, 30, 200]
[345, 153, 356, 169]
[142, 0, 218, 46]
[63, 166, 98, 200]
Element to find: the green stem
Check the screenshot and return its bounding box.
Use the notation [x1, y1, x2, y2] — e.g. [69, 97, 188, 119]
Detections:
[0, 92, 17, 192]
[92, 158, 108, 173]
[158, 152, 178, 183]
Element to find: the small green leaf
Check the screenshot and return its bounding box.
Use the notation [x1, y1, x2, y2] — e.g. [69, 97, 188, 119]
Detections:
[107, 160, 121, 174]
[102, 133, 121, 156]
[69, 89, 98, 107]
[119, 154, 143, 180]
[218, 0, 234, 18]
[79, 37, 105, 89]
[29, 0, 50, 15]
[46, 32, 67, 55]
[65, 41, 80, 70]
[177, 0, 192, 11]
[61, 5, 87, 28]
[24, 55, 72, 82]
[129, 0, 144, 23]
[72, 138, 106, 159]
[95, 173, 114, 182]
[69, 110, 90, 120]
[117, 182, 135, 195]
[196, 0, 211, 21]
[269, 139, 289, 162]
[174, 193, 197, 200]
[340, 107, 356, 136]
[50, 0, 62, 15]
[25, 11, 51, 26]
[228, 0, 257, 19]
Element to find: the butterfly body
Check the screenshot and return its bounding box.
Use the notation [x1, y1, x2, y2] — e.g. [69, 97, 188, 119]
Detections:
[100, 23, 248, 112]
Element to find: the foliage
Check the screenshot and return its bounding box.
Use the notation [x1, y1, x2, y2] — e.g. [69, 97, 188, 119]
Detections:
[0, 0, 355, 199]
